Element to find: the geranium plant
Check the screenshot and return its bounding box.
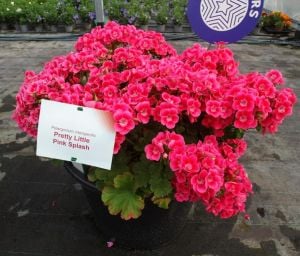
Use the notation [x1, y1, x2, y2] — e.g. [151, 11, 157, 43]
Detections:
[13, 22, 296, 221]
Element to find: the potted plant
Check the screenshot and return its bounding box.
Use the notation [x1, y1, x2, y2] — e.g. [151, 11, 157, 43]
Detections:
[155, 2, 169, 32]
[172, 4, 186, 32]
[43, 0, 59, 32]
[0, 1, 17, 31]
[78, 0, 95, 30]
[135, 1, 151, 30]
[58, 4, 76, 32]
[127, 0, 151, 29]
[13, 22, 297, 249]
[137, 12, 150, 30]
[19, 16, 29, 33]
[104, 0, 132, 25]
[26, 1, 45, 33]
[0, 1, 8, 30]
[261, 11, 292, 33]
[15, 0, 29, 33]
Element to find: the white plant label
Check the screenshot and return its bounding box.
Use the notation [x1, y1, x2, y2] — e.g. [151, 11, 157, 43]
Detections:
[36, 100, 116, 170]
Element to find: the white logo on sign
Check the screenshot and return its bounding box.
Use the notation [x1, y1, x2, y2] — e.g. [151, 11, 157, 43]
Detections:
[200, 0, 249, 32]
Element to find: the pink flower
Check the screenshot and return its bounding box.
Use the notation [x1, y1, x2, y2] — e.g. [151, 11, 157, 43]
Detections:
[103, 85, 118, 99]
[278, 88, 297, 105]
[203, 135, 218, 147]
[233, 93, 255, 112]
[162, 92, 181, 105]
[169, 151, 183, 171]
[224, 60, 238, 77]
[174, 183, 190, 202]
[167, 132, 185, 150]
[190, 170, 209, 194]
[135, 101, 151, 124]
[113, 133, 125, 154]
[225, 182, 242, 195]
[227, 139, 247, 157]
[160, 108, 179, 129]
[186, 98, 201, 118]
[266, 69, 284, 85]
[202, 51, 218, 69]
[220, 100, 233, 119]
[201, 156, 215, 169]
[180, 155, 200, 173]
[113, 110, 135, 135]
[234, 111, 257, 130]
[206, 100, 221, 118]
[257, 97, 272, 120]
[254, 77, 276, 98]
[204, 74, 220, 90]
[206, 169, 222, 192]
[274, 100, 293, 120]
[145, 143, 163, 161]
[126, 83, 145, 104]
[192, 80, 206, 95]
[175, 171, 186, 183]
[261, 117, 280, 134]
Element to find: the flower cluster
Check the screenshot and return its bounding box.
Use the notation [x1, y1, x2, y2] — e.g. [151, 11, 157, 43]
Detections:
[13, 21, 176, 137]
[13, 22, 296, 220]
[146, 132, 251, 218]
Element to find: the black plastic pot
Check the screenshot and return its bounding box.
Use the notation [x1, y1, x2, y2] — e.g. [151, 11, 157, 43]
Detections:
[64, 162, 192, 250]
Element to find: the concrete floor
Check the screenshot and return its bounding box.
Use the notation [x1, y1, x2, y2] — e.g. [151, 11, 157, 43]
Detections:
[0, 40, 299, 256]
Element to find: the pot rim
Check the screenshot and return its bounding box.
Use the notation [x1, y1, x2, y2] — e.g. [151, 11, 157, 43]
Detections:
[64, 161, 98, 192]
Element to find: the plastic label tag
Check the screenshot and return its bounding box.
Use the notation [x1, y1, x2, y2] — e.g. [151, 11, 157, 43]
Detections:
[36, 100, 116, 170]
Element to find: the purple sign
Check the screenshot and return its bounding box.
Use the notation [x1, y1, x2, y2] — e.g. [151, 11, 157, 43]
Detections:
[187, 0, 264, 43]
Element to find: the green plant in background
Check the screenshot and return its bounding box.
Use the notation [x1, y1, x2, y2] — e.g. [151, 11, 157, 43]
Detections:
[126, 0, 151, 26]
[58, 3, 76, 25]
[0, 0, 17, 25]
[0, 5, 3, 25]
[172, 0, 187, 25]
[155, 1, 169, 25]
[43, 0, 59, 26]
[20, 0, 30, 25]
[0, 1, 8, 24]
[0, 0, 54, 26]
[26, 1, 45, 25]
[104, 0, 129, 24]
[78, 0, 95, 23]
[138, 0, 155, 26]
[261, 11, 292, 30]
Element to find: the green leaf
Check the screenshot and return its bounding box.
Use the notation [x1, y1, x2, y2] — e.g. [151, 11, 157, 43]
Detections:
[102, 187, 144, 220]
[113, 172, 135, 190]
[132, 161, 151, 188]
[95, 168, 110, 182]
[235, 129, 245, 138]
[101, 173, 144, 220]
[95, 180, 104, 191]
[111, 150, 130, 172]
[87, 170, 97, 182]
[256, 125, 262, 133]
[152, 196, 171, 209]
[149, 168, 172, 198]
